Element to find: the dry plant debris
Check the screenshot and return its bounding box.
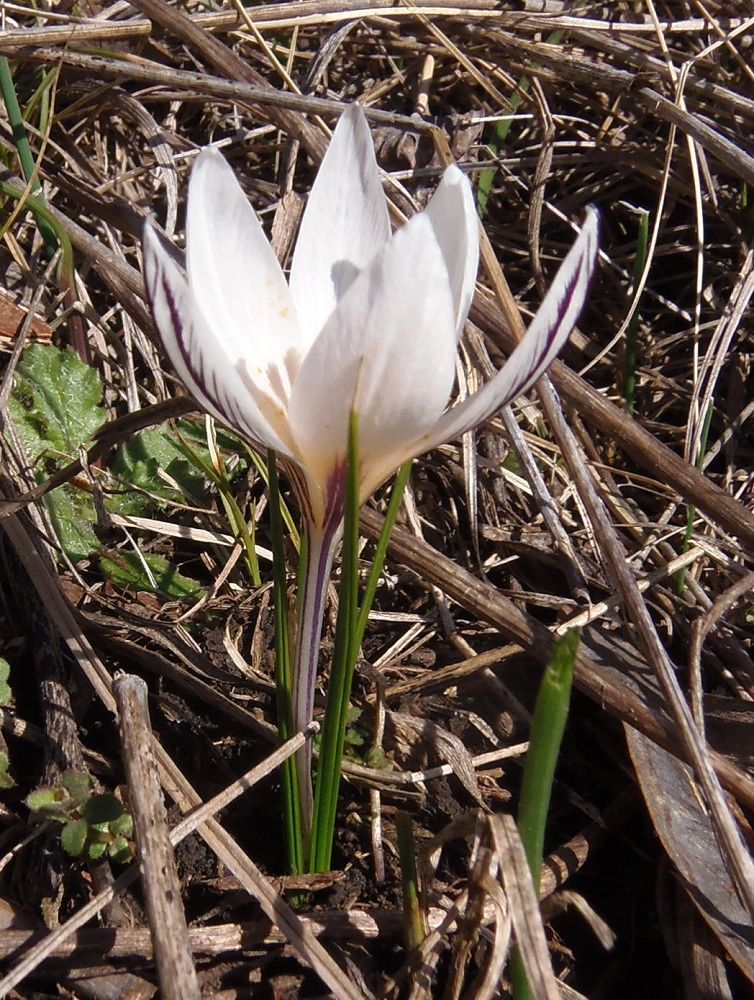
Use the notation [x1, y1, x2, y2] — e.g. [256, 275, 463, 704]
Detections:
[1, 1, 754, 996]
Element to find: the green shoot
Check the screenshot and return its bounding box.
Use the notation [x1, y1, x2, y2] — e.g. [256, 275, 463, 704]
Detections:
[397, 811, 425, 950]
[353, 459, 412, 654]
[0, 180, 71, 275]
[21, 66, 57, 129]
[511, 629, 579, 1000]
[476, 88, 527, 218]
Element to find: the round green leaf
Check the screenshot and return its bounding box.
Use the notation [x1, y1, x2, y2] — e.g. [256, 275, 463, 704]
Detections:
[26, 786, 66, 815]
[108, 836, 134, 864]
[87, 841, 108, 861]
[62, 772, 92, 803]
[109, 812, 134, 838]
[61, 818, 88, 857]
[81, 793, 123, 826]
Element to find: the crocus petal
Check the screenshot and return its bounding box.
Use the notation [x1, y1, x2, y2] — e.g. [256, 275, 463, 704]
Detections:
[186, 148, 302, 397]
[423, 165, 479, 338]
[289, 104, 391, 348]
[421, 206, 599, 448]
[143, 221, 294, 458]
[288, 211, 457, 515]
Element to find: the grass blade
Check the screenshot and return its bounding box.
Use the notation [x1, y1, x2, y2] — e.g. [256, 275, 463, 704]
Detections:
[352, 458, 411, 655]
[396, 811, 425, 951]
[0, 57, 58, 255]
[512, 629, 579, 1000]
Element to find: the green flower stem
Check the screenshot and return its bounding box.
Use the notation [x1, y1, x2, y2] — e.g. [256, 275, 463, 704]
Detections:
[309, 412, 361, 873]
[309, 441, 411, 872]
[268, 450, 304, 875]
[293, 520, 339, 850]
[511, 629, 579, 1000]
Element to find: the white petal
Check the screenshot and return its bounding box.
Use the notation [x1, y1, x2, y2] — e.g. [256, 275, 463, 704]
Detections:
[423, 165, 479, 338]
[143, 221, 294, 457]
[287, 211, 457, 502]
[289, 103, 391, 347]
[186, 148, 302, 396]
[422, 206, 599, 447]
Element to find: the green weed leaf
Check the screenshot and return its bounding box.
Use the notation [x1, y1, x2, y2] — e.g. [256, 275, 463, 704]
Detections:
[62, 771, 92, 803]
[88, 841, 108, 861]
[100, 550, 203, 601]
[0, 751, 14, 789]
[109, 812, 134, 839]
[44, 485, 101, 563]
[26, 786, 68, 815]
[110, 420, 212, 514]
[8, 345, 106, 562]
[61, 818, 88, 857]
[0, 657, 11, 705]
[9, 344, 105, 460]
[80, 793, 123, 826]
[107, 836, 133, 864]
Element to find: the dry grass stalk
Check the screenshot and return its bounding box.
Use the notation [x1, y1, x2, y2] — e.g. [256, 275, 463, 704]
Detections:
[113, 674, 200, 1000]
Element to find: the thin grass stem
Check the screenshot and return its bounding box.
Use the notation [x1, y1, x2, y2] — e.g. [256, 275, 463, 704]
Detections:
[476, 28, 563, 217]
[246, 445, 300, 550]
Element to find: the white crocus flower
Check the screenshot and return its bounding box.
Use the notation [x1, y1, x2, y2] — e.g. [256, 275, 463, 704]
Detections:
[143, 103, 598, 826]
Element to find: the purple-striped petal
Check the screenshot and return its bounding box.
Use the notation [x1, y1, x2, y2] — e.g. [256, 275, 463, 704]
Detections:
[419, 206, 599, 449]
[143, 220, 294, 457]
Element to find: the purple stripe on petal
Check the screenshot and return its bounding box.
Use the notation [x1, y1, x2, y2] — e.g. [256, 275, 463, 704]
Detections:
[156, 268, 269, 451]
[421, 207, 599, 450]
